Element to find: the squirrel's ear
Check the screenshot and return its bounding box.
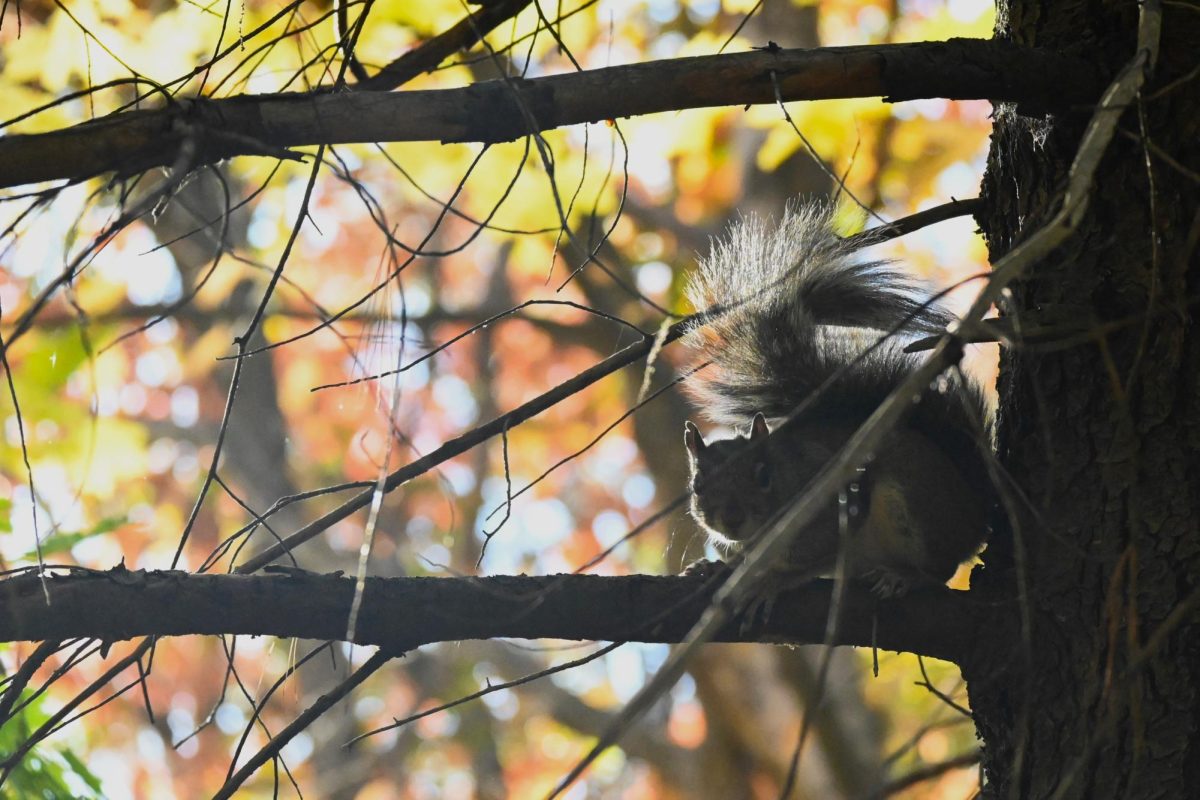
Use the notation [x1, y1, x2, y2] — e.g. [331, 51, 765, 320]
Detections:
[750, 412, 770, 440]
[684, 421, 705, 454]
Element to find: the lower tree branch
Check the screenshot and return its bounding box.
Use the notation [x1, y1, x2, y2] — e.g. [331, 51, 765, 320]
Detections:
[0, 568, 992, 663]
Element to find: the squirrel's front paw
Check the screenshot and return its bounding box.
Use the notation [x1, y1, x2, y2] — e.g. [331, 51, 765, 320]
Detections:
[681, 558, 732, 579]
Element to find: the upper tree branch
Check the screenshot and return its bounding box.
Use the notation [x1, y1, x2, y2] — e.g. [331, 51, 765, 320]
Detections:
[0, 38, 1100, 189]
[0, 568, 993, 663]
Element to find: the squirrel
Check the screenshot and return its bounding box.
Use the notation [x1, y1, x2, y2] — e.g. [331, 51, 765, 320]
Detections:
[682, 201, 993, 596]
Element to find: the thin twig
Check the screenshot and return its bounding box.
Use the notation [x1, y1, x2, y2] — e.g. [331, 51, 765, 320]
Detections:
[346, 641, 621, 746]
[211, 649, 396, 800]
[877, 751, 981, 797]
[0, 640, 62, 721]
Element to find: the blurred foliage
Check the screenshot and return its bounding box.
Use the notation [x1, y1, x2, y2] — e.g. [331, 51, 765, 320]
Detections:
[1, 0, 994, 795]
[0, 681, 104, 798]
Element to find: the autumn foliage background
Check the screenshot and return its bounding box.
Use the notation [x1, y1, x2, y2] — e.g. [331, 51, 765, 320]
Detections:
[1, 0, 996, 796]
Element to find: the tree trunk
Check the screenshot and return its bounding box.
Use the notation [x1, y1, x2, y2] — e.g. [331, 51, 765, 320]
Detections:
[966, 0, 1200, 796]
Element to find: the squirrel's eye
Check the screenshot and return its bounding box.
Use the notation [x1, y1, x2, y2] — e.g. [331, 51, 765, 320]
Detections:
[753, 461, 771, 489]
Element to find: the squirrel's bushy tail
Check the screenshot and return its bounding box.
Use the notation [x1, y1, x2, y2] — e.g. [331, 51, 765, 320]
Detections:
[685, 201, 967, 425]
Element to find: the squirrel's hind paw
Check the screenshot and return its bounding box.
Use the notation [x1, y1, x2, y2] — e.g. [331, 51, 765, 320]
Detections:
[862, 567, 920, 598]
[736, 570, 811, 634]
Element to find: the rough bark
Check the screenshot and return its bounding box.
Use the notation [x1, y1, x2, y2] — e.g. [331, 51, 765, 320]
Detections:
[0, 569, 984, 661]
[0, 39, 1099, 189]
[966, 0, 1200, 797]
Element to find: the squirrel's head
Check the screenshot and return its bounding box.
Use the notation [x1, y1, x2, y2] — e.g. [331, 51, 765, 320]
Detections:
[684, 413, 777, 545]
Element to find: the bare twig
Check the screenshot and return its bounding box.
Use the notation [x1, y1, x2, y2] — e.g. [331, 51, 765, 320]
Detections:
[211, 648, 395, 799]
[0, 640, 62, 721]
[346, 641, 622, 746]
[877, 751, 981, 797]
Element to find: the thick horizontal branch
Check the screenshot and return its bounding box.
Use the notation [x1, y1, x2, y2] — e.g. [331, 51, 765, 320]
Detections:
[0, 38, 1100, 189]
[0, 568, 993, 662]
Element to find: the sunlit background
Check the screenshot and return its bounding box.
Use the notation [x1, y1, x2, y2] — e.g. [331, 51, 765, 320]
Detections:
[1, 0, 994, 795]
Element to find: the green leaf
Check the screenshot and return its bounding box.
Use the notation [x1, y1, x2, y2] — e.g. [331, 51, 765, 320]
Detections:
[0, 688, 104, 798]
[60, 749, 104, 793]
[15, 516, 124, 562]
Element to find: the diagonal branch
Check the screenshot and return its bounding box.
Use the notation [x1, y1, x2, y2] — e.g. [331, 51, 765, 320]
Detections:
[354, 0, 536, 91]
[230, 197, 975, 574]
[0, 39, 1099, 189]
[0, 639, 62, 721]
[0, 568, 992, 664]
[212, 648, 394, 800]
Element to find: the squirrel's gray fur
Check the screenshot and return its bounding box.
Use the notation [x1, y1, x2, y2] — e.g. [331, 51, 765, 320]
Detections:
[686, 202, 981, 427]
[682, 200, 992, 594]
